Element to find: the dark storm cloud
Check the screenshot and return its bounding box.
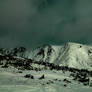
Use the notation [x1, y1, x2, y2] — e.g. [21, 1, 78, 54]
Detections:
[0, 0, 39, 48]
[0, 0, 92, 48]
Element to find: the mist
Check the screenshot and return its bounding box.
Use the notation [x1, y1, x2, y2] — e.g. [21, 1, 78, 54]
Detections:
[0, 0, 92, 49]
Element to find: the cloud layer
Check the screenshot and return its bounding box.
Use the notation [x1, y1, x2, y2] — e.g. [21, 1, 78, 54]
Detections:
[0, 0, 92, 48]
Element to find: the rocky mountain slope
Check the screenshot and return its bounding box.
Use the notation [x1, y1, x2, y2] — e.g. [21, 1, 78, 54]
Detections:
[1, 42, 92, 70]
[25, 42, 92, 70]
[0, 42, 92, 92]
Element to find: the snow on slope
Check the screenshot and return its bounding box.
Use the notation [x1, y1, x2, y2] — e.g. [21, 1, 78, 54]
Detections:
[1, 42, 92, 70]
[26, 42, 92, 70]
[1, 42, 92, 92]
[0, 67, 92, 92]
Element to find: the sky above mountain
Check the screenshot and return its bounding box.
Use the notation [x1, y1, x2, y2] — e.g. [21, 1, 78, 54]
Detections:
[0, 0, 92, 49]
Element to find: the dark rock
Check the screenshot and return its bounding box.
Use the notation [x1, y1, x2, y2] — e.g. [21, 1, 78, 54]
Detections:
[39, 74, 45, 79]
[24, 74, 34, 79]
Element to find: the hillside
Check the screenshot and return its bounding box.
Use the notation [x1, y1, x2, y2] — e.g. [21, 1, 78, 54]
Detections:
[26, 42, 92, 70]
[0, 42, 92, 92]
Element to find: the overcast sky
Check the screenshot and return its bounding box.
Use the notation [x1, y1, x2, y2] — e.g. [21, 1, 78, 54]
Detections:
[0, 0, 92, 49]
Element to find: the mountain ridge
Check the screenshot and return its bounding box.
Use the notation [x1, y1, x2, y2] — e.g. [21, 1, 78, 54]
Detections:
[1, 42, 92, 91]
[0, 42, 92, 70]
[25, 42, 92, 70]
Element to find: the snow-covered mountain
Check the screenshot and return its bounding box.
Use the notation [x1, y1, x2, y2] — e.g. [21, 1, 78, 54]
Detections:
[0, 42, 92, 92]
[1, 42, 92, 70]
[25, 42, 92, 70]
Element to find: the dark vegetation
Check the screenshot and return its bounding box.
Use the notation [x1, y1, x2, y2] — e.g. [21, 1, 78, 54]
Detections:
[0, 47, 26, 57]
[0, 53, 92, 75]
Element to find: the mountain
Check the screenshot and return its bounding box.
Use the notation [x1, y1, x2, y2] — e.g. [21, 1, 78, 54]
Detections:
[25, 42, 92, 70]
[0, 42, 92, 92]
[1, 42, 92, 70]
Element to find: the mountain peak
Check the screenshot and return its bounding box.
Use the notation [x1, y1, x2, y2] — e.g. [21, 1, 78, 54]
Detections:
[0, 42, 92, 70]
[65, 42, 83, 46]
[26, 42, 92, 70]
